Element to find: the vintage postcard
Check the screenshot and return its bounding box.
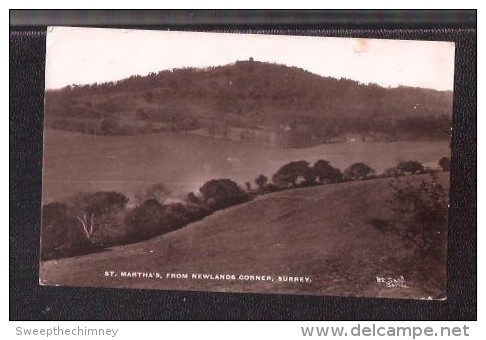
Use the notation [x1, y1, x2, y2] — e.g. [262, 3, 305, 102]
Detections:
[40, 27, 454, 299]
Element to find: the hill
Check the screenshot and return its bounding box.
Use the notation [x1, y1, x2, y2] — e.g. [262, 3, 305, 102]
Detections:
[45, 60, 453, 146]
[40, 173, 448, 299]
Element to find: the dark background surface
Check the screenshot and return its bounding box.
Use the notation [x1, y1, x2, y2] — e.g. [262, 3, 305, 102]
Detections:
[10, 10, 476, 320]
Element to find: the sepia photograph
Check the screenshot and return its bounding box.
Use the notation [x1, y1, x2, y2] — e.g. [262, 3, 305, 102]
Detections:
[39, 27, 455, 300]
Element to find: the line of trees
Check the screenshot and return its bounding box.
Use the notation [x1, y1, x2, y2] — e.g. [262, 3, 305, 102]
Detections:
[40, 156, 451, 261]
[41, 179, 250, 261]
[250, 157, 449, 195]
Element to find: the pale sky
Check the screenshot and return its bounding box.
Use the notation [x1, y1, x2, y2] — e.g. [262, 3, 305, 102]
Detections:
[45, 26, 456, 91]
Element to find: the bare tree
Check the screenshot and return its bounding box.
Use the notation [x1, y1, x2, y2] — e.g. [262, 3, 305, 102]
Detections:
[67, 191, 128, 240]
[71, 209, 96, 239]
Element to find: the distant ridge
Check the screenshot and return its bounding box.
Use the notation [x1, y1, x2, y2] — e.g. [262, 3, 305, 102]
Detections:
[45, 60, 453, 145]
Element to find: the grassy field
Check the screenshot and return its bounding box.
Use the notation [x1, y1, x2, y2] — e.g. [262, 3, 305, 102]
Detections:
[40, 173, 449, 299]
[42, 128, 450, 203]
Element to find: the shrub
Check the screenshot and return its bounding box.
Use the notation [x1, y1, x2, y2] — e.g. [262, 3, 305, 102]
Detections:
[387, 173, 449, 263]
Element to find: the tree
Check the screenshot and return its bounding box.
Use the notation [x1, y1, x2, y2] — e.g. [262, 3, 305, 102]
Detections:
[41, 202, 97, 260]
[186, 192, 202, 205]
[245, 182, 252, 191]
[164, 202, 209, 228]
[439, 157, 451, 171]
[313, 160, 343, 183]
[125, 199, 168, 240]
[199, 179, 250, 210]
[272, 161, 310, 187]
[396, 160, 424, 175]
[135, 183, 172, 206]
[302, 166, 318, 186]
[67, 191, 128, 241]
[125, 199, 209, 241]
[255, 174, 268, 190]
[343, 162, 375, 181]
